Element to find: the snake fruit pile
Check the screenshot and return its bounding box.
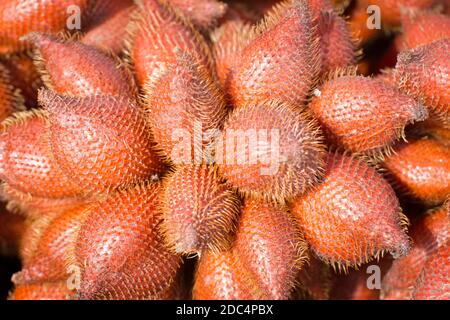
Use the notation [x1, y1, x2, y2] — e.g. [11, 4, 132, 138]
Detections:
[0, 0, 448, 300]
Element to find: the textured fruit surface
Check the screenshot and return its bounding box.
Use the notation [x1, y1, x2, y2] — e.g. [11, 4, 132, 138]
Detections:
[395, 39, 450, 124]
[0, 183, 91, 219]
[291, 153, 410, 268]
[127, 0, 212, 87]
[0, 110, 81, 198]
[217, 99, 325, 201]
[383, 139, 450, 205]
[82, 0, 136, 54]
[397, 10, 450, 51]
[0, 0, 90, 54]
[312, 2, 356, 76]
[413, 242, 450, 300]
[161, 165, 240, 254]
[309, 75, 428, 154]
[381, 203, 449, 299]
[75, 183, 181, 299]
[144, 52, 227, 164]
[234, 198, 306, 299]
[229, 0, 319, 107]
[193, 249, 269, 300]
[168, 0, 227, 30]
[28, 33, 136, 98]
[210, 20, 253, 90]
[9, 282, 75, 300]
[40, 90, 165, 195]
[12, 204, 90, 284]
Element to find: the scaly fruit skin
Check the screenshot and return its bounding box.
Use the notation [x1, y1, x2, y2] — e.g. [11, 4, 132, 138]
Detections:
[413, 242, 450, 300]
[229, 0, 320, 107]
[0, 110, 82, 198]
[291, 153, 410, 268]
[216, 99, 326, 202]
[0, 183, 91, 219]
[9, 282, 76, 300]
[144, 52, 227, 164]
[127, 0, 212, 88]
[0, 0, 91, 54]
[397, 10, 450, 51]
[307, 0, 356, 76]
[75, 182, 182, 300]
[359, 0, 436, 28]
[0, 62, 23, 121]
[381, 203, 449, 300]
[383, 139, 450, 205]
[395, 39, 450, 125]
[168, 0, 227, 30]
[234, 198, 306, 299]
[82, 0, 136, 54]
[12, 204, 91, 285]
[210, 20, 253, 90]
[309, 75, 428, 154]
[28, 33, 136, 99]
[39, 90, 166, 195]
[161, 165, 240, 254]
[193, 249, 269, 300]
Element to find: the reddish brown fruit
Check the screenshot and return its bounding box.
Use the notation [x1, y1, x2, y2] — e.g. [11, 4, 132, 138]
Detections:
[383, 139, 450, 205]
[395, 39, 450, 125]
[27, 33, 136, 98]
[359, 0, 436, 27]
[161, 165, 240, 254]
[234, 198, 306, 299]
[309, 75, 428, 154]
[144, 52, 227, 164]
[397, 10, 450, 51]
[381, 203, 449, 300]
[12, 204, 91, 284]
[0, 0, 90, 54]
[0, 110, 82, 198]
[193, 249, 269, 300]
[0, 183, 92, 219]
[307, 0, 356, 76]
[168, 0, 227, 30]
[291, 153, 410, 268]
[39, 89, 166, 195]
[82, 0, 136, 54]
[127, 0, 212, 87]
[18, 213, 61, 266]
[229, 0, 320, 107]
[74, 182, 182, 299]
[0, 62, 23, 121]
[216, 99, 326, 202]
[210, 20, 253, 90]
[413, 242, 450, 300]
[9, 282, 76, 300]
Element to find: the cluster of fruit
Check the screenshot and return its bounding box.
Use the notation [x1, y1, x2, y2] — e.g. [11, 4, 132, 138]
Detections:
[0, 0, 448, 300]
